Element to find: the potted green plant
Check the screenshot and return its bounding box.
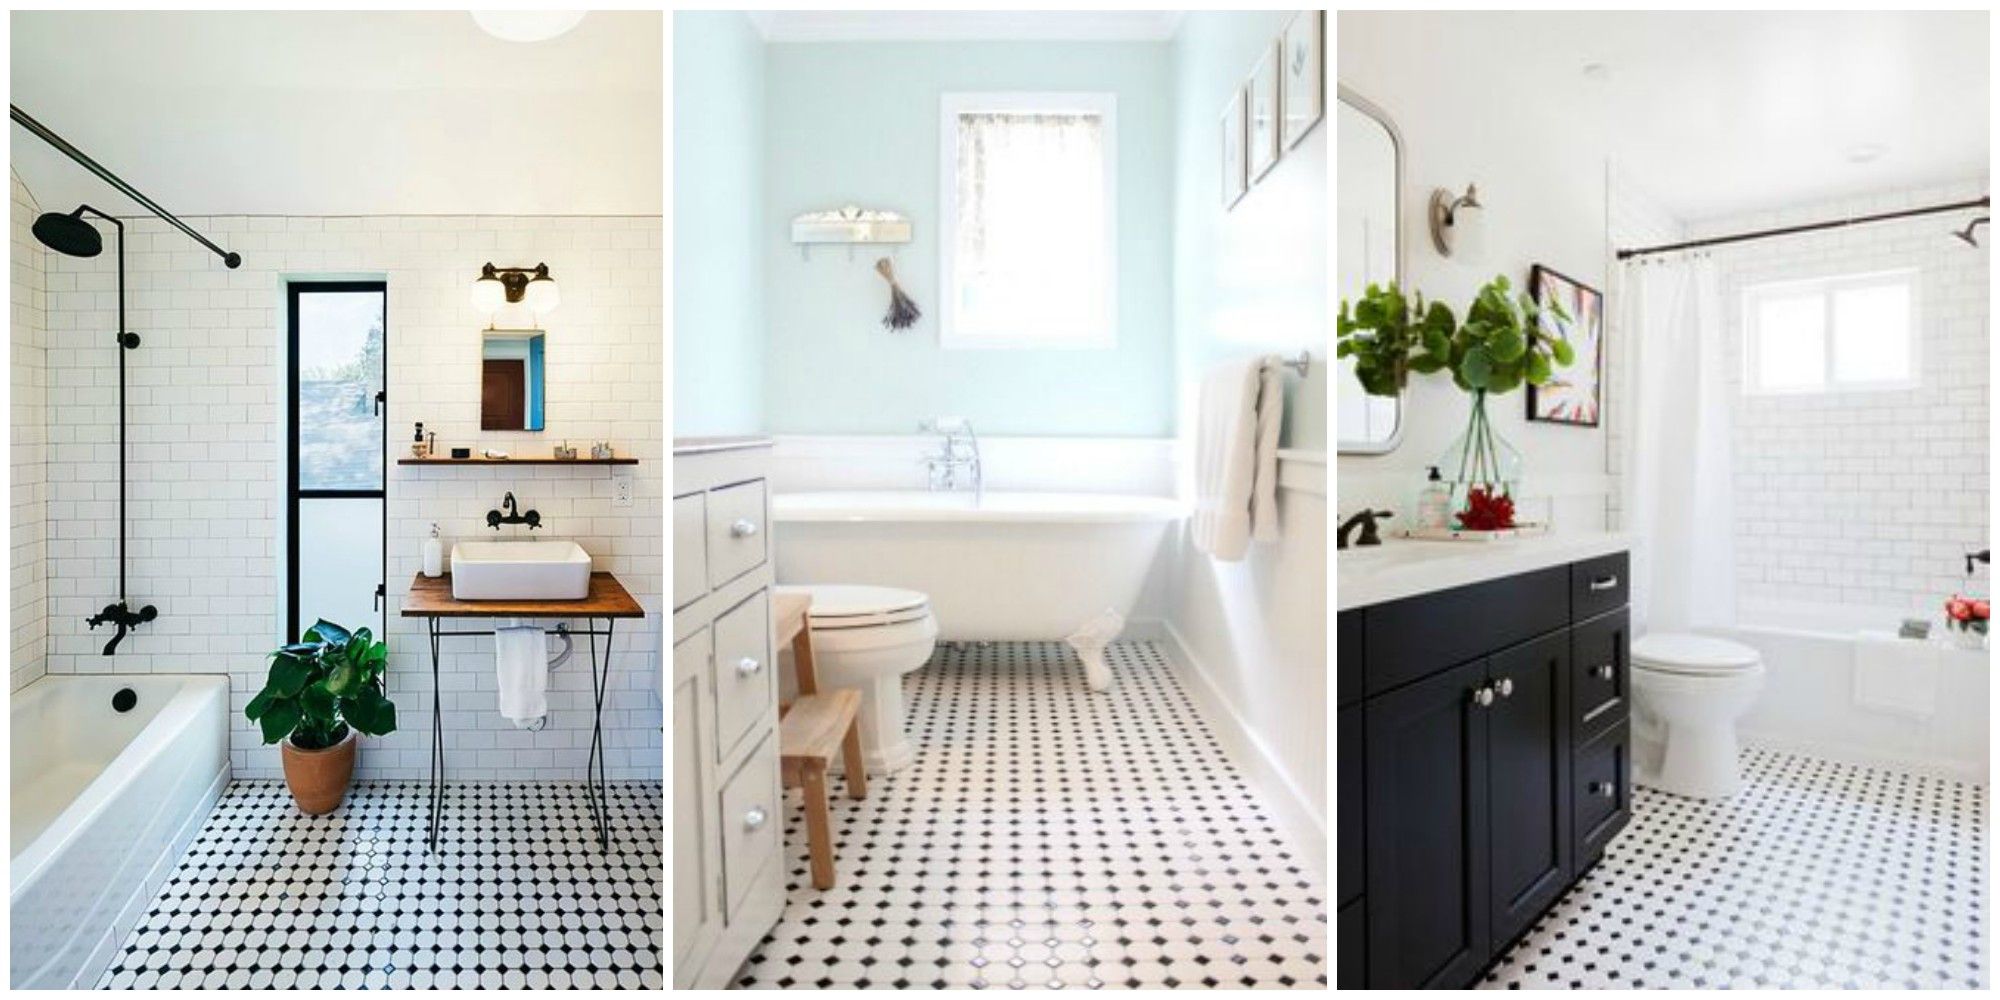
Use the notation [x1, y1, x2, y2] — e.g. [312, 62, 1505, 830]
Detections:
[246, 619, 397, 815]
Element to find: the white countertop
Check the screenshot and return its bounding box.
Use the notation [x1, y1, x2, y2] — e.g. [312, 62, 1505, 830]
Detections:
[1337, 531, 1632, 612]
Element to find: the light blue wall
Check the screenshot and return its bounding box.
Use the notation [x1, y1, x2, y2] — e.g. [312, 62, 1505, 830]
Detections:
[762, 41, 1176, 437]
[673, 12, 766, 436]
[1171, 12, 1328, 450]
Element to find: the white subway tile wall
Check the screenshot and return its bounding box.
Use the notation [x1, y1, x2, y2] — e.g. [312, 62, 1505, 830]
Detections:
[12, 173, 50, 693]
[1696, 180, 1990, 616]
[34, 212, 662, 781]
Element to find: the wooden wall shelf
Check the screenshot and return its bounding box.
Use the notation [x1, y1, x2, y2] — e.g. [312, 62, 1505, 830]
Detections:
[397, 456, 638, 466]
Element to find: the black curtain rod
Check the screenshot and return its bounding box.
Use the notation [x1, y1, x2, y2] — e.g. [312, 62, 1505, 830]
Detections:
[1616, 196, 1990, 260]
[9, 104, 240, 268]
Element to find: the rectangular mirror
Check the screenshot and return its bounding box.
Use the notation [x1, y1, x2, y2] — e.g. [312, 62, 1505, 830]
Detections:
[1337, 85, 1404, 454]
[481, 330, 546, 431]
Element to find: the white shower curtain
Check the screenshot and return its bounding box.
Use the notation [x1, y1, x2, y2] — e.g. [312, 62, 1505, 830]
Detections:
[1619, 255, 1736, 634]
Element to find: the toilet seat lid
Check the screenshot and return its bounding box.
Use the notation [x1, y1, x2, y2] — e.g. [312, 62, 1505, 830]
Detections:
[1633, 633, 1760, 675]
[795, 585, 931, 629]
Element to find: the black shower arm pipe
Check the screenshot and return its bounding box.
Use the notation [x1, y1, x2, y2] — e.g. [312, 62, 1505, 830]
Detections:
[10, 104, 240, 269]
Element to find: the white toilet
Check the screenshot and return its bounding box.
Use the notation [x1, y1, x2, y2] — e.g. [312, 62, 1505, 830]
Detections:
[780, 584, 938, 775]
[1631, 632, 1766, 799]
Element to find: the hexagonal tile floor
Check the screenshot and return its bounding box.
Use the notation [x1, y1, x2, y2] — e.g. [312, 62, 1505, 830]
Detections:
[1479, 747, 1986, 989]
[733, 640, 1327, 990]
[96, 780, 662, 989]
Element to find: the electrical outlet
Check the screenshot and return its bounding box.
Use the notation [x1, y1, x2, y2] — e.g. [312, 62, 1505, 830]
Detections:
[613, 473, 633, 508]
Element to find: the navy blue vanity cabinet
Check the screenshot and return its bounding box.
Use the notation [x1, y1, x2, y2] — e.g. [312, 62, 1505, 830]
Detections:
[1341, 550, 1630, 989]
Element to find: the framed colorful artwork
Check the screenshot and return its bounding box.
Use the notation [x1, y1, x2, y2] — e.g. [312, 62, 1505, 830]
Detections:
[1527, 264, 1604, 426]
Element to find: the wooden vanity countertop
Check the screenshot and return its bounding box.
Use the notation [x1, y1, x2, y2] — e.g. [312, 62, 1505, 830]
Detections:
[401, 572, 646, 619]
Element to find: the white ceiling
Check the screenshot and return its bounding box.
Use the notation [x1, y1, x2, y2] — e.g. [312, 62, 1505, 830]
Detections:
[10, 11, 661, 218]
[1347, 11, 1989, 221]
[747, 11, 1183, 43]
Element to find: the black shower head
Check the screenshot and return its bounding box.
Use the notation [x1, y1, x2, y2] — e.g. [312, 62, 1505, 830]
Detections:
[32, 208, 102, 258]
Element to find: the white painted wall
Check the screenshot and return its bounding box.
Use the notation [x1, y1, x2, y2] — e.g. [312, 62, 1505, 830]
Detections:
[35, 212, 662, 781]
[1693, 179, 1990, 617]
[1335, 12, 1614, 530]
[11, 173, 49, 693]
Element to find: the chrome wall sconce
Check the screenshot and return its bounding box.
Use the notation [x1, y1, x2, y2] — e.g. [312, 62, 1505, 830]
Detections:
[1428, 183, 1482, 257]
[471, 262, 561, 315]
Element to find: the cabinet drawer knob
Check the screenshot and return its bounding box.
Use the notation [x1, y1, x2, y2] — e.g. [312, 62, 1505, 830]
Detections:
[730, 518, 760, 538]
[743, 806, 769, 831]
[1588, 575, 1620, 592]
[1494, 677, 1514, 698]
[735, 656, 762, 677]
[1592, 663, 1616, 680]
[1470, 686, 1495, 708]
[1589, 780, 1616, 799]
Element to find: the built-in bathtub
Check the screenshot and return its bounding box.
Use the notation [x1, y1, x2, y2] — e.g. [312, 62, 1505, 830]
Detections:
[1719, 602, 1989, 784]
[772, 490, 1185, 640]
[11, 674, 230, 989]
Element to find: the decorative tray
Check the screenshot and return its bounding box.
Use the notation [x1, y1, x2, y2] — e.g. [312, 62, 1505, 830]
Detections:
[1397, 523, 1550, 542]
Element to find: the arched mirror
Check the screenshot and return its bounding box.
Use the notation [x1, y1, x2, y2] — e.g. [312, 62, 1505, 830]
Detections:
[1336, 85, 1404, 454]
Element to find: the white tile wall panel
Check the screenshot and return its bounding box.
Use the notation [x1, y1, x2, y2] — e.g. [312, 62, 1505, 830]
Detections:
[12, 172, 50, 692]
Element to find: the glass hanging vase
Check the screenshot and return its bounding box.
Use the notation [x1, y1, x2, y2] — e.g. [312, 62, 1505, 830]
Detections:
[1435, 390, 1523, 530]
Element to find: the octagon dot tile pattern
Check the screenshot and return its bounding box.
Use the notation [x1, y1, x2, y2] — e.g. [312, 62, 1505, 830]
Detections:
[1480, 747, 1987, 990]
[733, 640, 1327, 990]
[96, 780, 662, 990]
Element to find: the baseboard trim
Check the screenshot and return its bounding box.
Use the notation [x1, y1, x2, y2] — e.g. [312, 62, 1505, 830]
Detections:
[1156, 621, 1327, 880]
[1738, 730, 1989, 786]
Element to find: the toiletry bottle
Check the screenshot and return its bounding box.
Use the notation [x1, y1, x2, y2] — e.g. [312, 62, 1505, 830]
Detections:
[1417, 466, 1450, 530]
[422, 523, 444, 578]
[412, 422, 428, 459]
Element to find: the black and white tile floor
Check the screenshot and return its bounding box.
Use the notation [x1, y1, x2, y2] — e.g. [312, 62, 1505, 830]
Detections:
[97, 780, 662, 990]
[1481, 747, 1987, 989]
[734, 640, 1327, 990]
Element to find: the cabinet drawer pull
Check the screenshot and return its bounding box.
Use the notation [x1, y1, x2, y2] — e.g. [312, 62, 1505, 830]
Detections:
[735, 656, 762, 677]
[1470, 686, 1495, 708]
[1592, 663, 1616, 680]
[743, 806, 769, 831]
[730, 518, 760, 538]
[1589, 780, 1616, 799]
[1588, 575, 1620, 592]
[1494, 677, 1514, 698]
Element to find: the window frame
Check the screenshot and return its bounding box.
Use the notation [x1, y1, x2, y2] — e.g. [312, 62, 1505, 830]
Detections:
[1741, 268, 1921, 396]
[938, 91, 1119, 351]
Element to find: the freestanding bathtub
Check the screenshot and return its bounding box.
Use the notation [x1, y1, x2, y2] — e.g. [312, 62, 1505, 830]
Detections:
[12, 674, 230, 989]
[772, 490, 1186, 641]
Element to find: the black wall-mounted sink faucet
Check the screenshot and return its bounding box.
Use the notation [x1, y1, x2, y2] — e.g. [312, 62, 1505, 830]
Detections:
[487, 492, 542, 530]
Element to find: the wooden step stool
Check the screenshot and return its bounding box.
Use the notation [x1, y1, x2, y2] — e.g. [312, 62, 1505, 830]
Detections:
[773, 590, 868, 890]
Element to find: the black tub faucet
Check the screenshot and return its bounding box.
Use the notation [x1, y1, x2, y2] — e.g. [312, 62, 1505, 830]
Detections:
[487, 492, 541, 530]
[86, 601, 158, 656]
[1338, 509, 1393, 550]
[1968, 549, 1990, 575]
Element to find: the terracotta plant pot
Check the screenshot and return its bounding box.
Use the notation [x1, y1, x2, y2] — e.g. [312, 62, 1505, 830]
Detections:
[281, 730, 358, 815]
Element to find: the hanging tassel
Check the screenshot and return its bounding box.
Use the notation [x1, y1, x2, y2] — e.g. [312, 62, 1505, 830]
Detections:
[875, 258, 921, 331]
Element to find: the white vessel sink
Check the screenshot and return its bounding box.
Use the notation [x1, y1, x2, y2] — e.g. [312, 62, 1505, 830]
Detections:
[450, 541, 591, 601]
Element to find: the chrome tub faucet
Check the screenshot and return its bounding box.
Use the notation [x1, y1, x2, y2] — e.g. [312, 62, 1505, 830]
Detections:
[920, 417, 982, 502]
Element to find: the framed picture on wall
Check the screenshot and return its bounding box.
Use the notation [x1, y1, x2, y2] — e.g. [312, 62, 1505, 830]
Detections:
[1247, 44, 1281, 182]
[1527, 264, 1604, 427]
[1281, 10, 1324, 148]
[1221, 88, 1248, 208]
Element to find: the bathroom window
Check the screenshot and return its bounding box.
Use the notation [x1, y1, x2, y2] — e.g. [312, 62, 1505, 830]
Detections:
[940, 92, 1117, 349]
[287, 282, 387, 641]
[1742, 270, 1918, 393]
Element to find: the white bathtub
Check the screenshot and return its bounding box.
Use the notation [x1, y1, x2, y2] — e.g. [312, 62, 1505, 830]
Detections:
[1721, 603, 1989, 784]
[772, 490, 1185, 640]
[11, 674, 230, 989]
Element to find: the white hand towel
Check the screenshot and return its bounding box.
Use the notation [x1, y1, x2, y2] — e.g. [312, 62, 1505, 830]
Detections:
[1851, 630, 1937, 718]
[496, 625, 549, 728]
[1192, 357, 1285, 561]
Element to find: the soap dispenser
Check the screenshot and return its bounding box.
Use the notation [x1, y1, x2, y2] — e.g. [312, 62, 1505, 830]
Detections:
[422, 523, 444, 578]
[1416, 466, 1451, 531]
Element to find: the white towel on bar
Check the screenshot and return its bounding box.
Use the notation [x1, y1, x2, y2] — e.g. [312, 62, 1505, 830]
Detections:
[1851, 630, 1937, 718]
[496, 625, 549, 728]
[1192, 356, 1285, 561]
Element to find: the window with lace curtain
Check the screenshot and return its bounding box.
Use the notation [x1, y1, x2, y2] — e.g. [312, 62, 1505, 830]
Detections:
[940, 93, 1117, 349]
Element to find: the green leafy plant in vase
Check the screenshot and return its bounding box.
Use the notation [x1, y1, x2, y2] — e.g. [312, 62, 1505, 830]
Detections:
[1337, 275, 1572, 530]
[246, 619, 397, 815]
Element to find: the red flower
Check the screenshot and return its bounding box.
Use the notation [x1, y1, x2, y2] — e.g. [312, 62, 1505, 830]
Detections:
[1947, 596, 1976, 621]
[1975, 600, 1991, 621]
[1459, 487, 1516, 531]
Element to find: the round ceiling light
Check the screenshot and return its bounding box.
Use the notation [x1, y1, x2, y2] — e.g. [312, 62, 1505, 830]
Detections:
[471, 11, 587, 44]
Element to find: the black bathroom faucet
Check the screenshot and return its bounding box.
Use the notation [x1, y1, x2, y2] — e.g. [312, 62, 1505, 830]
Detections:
[487, 492, 542, 530]
[1338, 509, 1393, 550]
[86, 600, 158, 656]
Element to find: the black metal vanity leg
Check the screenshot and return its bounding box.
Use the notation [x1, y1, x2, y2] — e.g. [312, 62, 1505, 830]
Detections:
[428, 616, 444, 853]
[583, 618, 612, 850]
[596, 619, 615, 849]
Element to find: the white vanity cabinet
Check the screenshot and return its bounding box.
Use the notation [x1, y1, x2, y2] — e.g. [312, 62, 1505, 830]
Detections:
[671, 438, 783, 989]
